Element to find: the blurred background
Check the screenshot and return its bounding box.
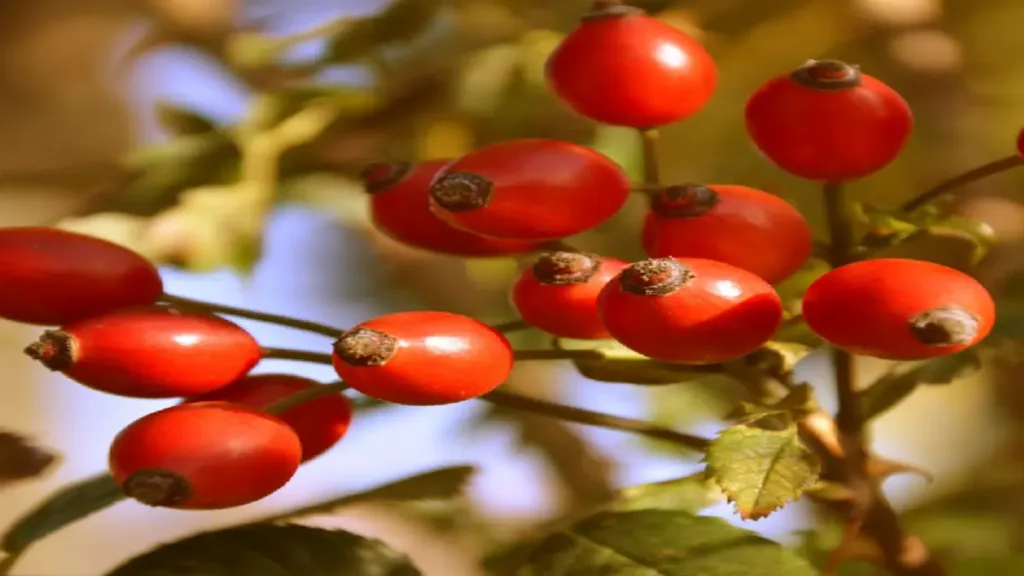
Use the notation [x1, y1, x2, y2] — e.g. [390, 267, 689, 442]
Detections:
[0, 0, 1023, 574]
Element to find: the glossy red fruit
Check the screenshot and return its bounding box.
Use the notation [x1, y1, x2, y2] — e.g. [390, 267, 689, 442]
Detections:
[545, 1, 717, 128]
[185, 374, 353, 462]
[745, 59, 913, 182]
[109, 402, 302, 509]
[641, 184, 813, 285]
[332, 311, 513, 405]
[0, 227, 163, 325]
[428, 139, 631, 241]
[1016, 128, 1024, 161]
[802, 258, 995, 360]
[24, 306, 262, 398]
[598, 257, 783, 364]
[363, 161, 543, 257]
[511, 251, 628, 339]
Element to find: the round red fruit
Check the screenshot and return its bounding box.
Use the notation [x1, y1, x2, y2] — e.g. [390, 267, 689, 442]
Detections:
[332, 311, 513, 405]
[185, 374, 353, 462]
[545, 1, 717, 128]
[801, 258, 994, 360]
[1016, 128, 1024, 161]
[109, 402, 302, 509]
[24, 306, 262, 398]
[598, 257, 783, 364]
[511, 251, 627, 339]
[363, 161, 542, 256]
[641, 184, 812, 284]
[428, 139, 630, 241]
[0, 227, 163, 325]
[745, 59, 913, 181]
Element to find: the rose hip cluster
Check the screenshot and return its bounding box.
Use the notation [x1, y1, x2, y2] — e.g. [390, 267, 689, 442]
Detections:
[0, 0, 997, 513]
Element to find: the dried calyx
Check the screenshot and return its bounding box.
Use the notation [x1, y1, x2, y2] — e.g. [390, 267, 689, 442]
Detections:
[790, 59, 862, 91]
[430, 172, 494, 212]
[533, 251, 602, 285]
[652, 184, 721, 218]
[360, 162, 412, 194]
[909, 306, 980, 347]
[23, 330, 77, 371]
[583, 0, 643, 19]
[334, 327, 399, 366]
[619, 258, 694, 296]
[123, 469, 191, 507]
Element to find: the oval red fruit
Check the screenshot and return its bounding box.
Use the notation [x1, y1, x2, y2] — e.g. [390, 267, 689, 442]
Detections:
[641, 184, 813, 284]
[745, 59, 913, 181]
[109, 402, 302, 509]
[185, 374, 353, 462]
[332, 311, 514, 405]
[801, 258, 995, 360]
[428, 139, 631, 241]
[24, 306, 262, 398]
[598, 257, 783, 364]
[363, 161, 543, 257]
[0, 227, 163, 325]
[511, 251, 627, 339]
[546, 2, 717, 128]
[1016, 127, 1024, 161]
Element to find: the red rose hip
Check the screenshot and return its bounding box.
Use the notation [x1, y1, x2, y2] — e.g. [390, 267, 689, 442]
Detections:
[24, 306, 262, 398]
[0, 227, 163, 325]
[185, 374, 353, 462]
[511, 251, 627, 339]
[428, 139, 631, 241]
[598, 257, 783, 364]
[745, 59, 913, 181]
[641, 184, 813, 284]
[363, 161, 542, 257]
[332, 311, 514, 405]
[545, 0, 716, 128]
[801, 258, 995, 360]
[109, 402, 302, 509]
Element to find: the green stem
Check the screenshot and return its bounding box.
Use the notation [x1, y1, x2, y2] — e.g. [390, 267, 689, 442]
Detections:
[260, 347, 334, 365]
[638, 128, 661, 185]
[266, 381, 349, 415]
[491, 320, 531, 334]
[900, 154, 1022, 213]
[513, 349, 604, 362]
[161, 294, 343, 338]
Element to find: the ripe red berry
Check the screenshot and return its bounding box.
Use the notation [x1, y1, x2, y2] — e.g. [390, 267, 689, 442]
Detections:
[511, 251, 628, 339]
[1016, 128, 1024, 161]
[745, 59, 913, 182]
[428, 139, 631, 241]
[24, 306, 262, 398]
[332, 311, 513, 405]
[801, 258, 995, 360]
[0, 227, 163, 326]
[184, 374, 353, 462]
[545, 1, 717, 128]
[598, 257, 783, 364]
[109, 402, 302, 509]
[363, 161, 543, 257]
[641, 184, 813, 285]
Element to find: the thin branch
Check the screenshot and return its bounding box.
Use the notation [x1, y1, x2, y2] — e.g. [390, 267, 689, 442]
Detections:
[260, 347, 334, 365]
[161, 294, 343, 338]
[900, 155, 1021, 212]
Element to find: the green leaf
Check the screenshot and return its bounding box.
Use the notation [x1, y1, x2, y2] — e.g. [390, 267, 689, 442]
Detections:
[774, 257, 830, 306]
[869, 226, 987, 270]
[516, 510, 818, 575]
[327, 0, 444, 63]
[950, 555, 1024, 575]
[744, 341, 815, 379]
[612, 472, 724, 513]
[555, 338, 712, 385]
[104, 524, 421, 576]
[2, 474, 123, 555]
[0, 430, 58, 486]
[153, 101, 218, 136]
[704, 424, 821, 520]
[853, 203, 919, 252]
[858, 350, 982, 422]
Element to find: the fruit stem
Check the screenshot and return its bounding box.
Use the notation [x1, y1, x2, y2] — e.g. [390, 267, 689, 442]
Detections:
[260, 347, 334, 365]
[266, 381, 349, 415]
[900, 154, 1022, 213]
[490, 319, 531, 334]
[513, 349, 605, 362]
[638, 129, 661, 186]
[160, 294, 343, 338]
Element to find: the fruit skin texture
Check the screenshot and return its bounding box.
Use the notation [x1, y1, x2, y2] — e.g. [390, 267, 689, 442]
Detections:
[801, 258, 995, 360]
[744, 60, 913, 181]
[598, 257, 783, 364]
[0, 226, 163, 325]
[365, 160, 542, 257]
[332, 311, 514, 405]
[1016, 127, 1024, 161]
[641, 184, 813, 285]
[511, 252, 628, 339]
[545, 7, 717, 128]
[428, 139, 631, 241]
[184, 374, 353, 462]
[109, 402, 302, 510]
[25, 306, 262, 398]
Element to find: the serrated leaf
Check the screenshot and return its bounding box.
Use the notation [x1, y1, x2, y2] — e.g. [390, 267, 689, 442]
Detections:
[516, 510, 818, 575]
[327, 0, 443, 63]
[858, 350, 982, 422]
[555, 338, 712, 385]
[0, 431, 58, 486]
[612, 472, 724, 513]
[105, 524, 421, 576]
[870, 226, 987, 270]
[705, 424, 820, 520]
[2, 474, 123, 555]
[153, 101, 218, 136]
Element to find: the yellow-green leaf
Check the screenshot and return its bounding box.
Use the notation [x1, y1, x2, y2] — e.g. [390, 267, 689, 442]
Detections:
[858, 350, 982, 422]
[153, 101, 218, 136]
[327, 0, 443, 63]
[870, 226, 987, 271]
[612, 472, 724, 513]
[556, 338, 714, 385]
